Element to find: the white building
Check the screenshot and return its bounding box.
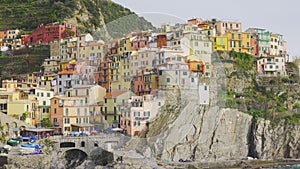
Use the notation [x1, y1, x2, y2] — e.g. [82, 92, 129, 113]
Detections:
[198, 84, 210, 105]
[257, 56, 286, 76]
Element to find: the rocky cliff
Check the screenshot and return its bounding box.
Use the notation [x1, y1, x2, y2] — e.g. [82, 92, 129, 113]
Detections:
[129, 54, 300, 163]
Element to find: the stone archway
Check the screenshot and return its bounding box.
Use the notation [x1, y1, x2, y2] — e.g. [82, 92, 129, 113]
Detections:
[64, 149, 88, 168]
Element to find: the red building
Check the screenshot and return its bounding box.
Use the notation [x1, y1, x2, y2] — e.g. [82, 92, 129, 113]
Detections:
[95, 60, 111, 92]
[28, 22, 76, 45]
[132, 75, 144, 96]
[250, 33, 259, 56]
[21, 34, 31, 45]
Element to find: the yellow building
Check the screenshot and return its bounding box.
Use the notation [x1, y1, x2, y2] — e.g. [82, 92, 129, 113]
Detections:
[103, 90, 135, 127]
[79, 40, 105, 66]
[213, 36, 228, 51]
[88, 85, 107, 127]
[143, 73, 158, 93]
[225, 32, 251, 54]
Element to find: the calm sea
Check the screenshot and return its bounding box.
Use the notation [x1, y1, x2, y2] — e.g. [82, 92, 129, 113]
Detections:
[265, 165, 300, 169]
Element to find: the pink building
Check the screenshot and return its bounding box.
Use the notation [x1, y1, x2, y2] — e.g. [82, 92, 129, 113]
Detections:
[120, 95, 160, 136]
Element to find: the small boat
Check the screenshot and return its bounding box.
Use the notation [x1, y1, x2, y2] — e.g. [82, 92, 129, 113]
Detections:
[20, 147, 42, 155]
[21, 144, 39, 149]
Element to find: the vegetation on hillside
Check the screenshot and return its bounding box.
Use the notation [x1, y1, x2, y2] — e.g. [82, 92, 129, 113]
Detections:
[224, 52, 300, 125]
[0, 0, 154, 37]
[0, 46, 49, 78]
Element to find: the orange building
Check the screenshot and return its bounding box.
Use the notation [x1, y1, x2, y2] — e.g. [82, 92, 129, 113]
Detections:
[50, 96, 64, 134]
[157, 34, 167, 48]
[187, 57, 205, 74]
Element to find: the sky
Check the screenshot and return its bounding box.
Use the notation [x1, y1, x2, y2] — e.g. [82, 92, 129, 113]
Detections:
[112, 0, 299, 59]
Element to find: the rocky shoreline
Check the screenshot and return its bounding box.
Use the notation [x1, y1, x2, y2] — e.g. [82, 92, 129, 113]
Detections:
[155, 159, 300, 169]
[1, 150, 300, 169]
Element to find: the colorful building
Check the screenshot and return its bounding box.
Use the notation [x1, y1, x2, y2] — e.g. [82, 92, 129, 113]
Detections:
[213, 36, 228, 51]
[103, 90, 135, 127]
[120, 95, 161, 136]
[29, 22, 76, 45]
[257, 56, 286, 76]
[50, 96, 64, 133]
[225, 32, 251, 54]
[215, 21, 242, 35]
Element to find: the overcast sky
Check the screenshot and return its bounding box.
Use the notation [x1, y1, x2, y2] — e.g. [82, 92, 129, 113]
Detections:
[112, 0, 299, 58]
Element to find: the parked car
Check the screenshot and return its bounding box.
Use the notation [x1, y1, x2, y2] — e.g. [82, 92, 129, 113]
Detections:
[7, 139, 19, 146]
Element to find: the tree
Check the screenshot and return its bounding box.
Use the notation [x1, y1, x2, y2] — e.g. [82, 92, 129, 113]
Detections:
[41, 118, 54, 127]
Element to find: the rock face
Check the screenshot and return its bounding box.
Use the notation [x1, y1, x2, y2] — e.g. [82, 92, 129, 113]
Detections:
[144, 106, 253, 162]
[135, 100, 300, 162]
[250, 119, 300, 159]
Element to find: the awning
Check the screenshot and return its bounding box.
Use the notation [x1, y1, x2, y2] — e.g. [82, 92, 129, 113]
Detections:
[25, 128, 55, 132]
[71, 124, 94, 127]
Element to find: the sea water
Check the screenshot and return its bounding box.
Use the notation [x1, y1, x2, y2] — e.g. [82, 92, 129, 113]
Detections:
[265, 165, 300, 169]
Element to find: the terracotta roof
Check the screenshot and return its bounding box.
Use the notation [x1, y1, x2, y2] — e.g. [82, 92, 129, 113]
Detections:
[104, 90, 128, 98]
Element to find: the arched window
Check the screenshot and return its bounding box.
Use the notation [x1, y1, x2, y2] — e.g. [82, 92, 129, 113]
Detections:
[81, 141, 85, 147]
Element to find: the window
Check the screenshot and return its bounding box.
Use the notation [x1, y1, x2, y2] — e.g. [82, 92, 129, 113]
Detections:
[73, 100, 76, 106]
[166, 78, 170, 83]
[77, 108, 80, 116]
[43, 101, 46, 105]
[41, 93, 44, 97]
[47, 93, 50, 97]
[183, 72, 187, 76]
[54, 108, 57, 114]
[104, 99, 107, 103]
[66, 108, 69, 116]
[86, 89, 89, 95]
